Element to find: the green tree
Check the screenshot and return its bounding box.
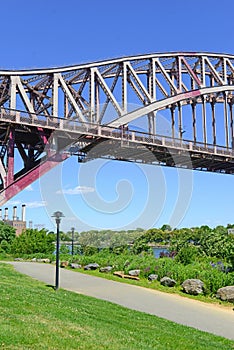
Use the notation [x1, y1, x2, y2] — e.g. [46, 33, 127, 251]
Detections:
[199, 229, 234, 261]
[11, 229, 54, 256]
[161, 224, 172, 232]
[0, 221, 16, 252]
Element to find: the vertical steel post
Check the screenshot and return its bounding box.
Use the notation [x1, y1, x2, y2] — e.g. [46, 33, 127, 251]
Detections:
[7, 129, 15, 187]
[90, 68, 95, 123]
[224, 92, 229, 148]
[202, 96, 207, 145]
[192, 101, 197, 144]
[55, 218, 60, 291]
[122, 62, 127, 113]
[229, 101, 234, 148]
[171, 105, 175, 140]
[71, 227, 75, 256]
[211, 99, 216, 145]
[178, 102, 183, 139]
[52, 211, 64, 291]
[52, 73, 59, 118]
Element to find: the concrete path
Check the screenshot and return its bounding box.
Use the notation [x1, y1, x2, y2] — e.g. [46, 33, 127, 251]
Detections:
[7, 261, 234, 341]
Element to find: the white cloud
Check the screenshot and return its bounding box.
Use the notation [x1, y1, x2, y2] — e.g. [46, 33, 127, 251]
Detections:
[7, 200, 21, 206]
[5, 200, 46, 209]
[24, 201, 47, 208]
[56, 186, 95, 195]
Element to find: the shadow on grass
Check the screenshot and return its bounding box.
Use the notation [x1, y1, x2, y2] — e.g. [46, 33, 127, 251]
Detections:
[46, 284, 56, 290]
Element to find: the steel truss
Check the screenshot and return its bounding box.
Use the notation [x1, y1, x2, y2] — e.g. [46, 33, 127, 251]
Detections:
[1, 52, 234, 204]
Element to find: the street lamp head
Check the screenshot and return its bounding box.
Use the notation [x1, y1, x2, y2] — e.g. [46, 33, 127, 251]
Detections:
[52, 211, 65, 219]
[52, 211, 65, 224]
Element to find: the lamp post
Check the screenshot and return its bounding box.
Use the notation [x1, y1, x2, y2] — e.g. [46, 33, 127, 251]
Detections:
[71, 227, 75, 256]
[52, 211, 64, 290]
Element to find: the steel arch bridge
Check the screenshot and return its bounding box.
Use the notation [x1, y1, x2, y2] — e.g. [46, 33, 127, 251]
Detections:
[1, 52, 234, 204]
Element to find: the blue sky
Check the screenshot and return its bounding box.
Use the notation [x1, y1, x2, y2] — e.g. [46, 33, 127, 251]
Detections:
[2, 0, 234, 232]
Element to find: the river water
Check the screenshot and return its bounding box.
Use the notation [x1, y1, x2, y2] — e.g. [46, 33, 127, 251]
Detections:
[152, 247, 169, 258]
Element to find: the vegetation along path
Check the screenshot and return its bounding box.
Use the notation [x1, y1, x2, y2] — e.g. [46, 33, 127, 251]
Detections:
[9, 261, 234, 341]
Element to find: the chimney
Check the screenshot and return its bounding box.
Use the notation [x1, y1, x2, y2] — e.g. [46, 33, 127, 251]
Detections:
[0, 209, 2, 220]
[4, 207, 8, 221]
[21, 204, 26, 222]
[13, 206, 17, 221]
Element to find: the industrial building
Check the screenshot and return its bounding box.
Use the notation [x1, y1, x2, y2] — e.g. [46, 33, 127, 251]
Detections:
[0, 205, 26, 236]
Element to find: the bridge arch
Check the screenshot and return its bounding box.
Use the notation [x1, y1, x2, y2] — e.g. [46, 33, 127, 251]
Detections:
[1, 52, 234, 203]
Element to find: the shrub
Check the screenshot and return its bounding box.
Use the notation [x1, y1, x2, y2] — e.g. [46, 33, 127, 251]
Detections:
[175, 244, 199, 265]
[11, 229, 54, 256]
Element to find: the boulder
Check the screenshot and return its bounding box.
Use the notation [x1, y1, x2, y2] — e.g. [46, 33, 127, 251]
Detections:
[160, 276, 176, 287]
[99, 266, 112, 273]
[14, 258, 23, 261]
[31, 258, 37, 262]
[60, 261, 69, 268]
[182, 279, 204, 295]
[216, 286, 234, 302]
[148, 274, 158, 281]
[84, 263, 100, 270]
[70, 263, 82, 269]
[36, 258, 49, 262]
[128, 269, 140, 277]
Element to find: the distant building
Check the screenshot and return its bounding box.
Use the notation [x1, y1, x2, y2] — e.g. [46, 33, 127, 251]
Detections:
[0, 205, 26, 236]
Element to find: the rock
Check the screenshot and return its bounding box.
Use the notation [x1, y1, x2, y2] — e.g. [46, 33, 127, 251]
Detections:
[60, 261, 69, 268]
[14, 258, 23, 261]
[216, 286, 234, 302]
[84, 263, 100, 270]
[41, 258, 50, 263]
[99, 266, 112, 273]
[113, 271, 140, 281]
[31, 258, 37, 262]
[182, 279, 204, 295]
[160, 276, 176, 287]
[70, 263, 82, 269]
[148, 274, 158, 281]
[128, 269, 140, 276]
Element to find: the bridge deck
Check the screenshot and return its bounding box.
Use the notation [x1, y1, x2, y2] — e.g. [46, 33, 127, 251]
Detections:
[1, 109, 233, 174]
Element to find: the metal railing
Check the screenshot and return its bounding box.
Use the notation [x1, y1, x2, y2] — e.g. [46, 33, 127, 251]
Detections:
[1, 107, 234, 158]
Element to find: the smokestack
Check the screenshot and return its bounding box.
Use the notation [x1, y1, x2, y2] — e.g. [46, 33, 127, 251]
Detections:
[0, 209, 2, 220]
[4, 207, 8, 221]
[21, 204, 26, 222]
[13, 206, 17, 221]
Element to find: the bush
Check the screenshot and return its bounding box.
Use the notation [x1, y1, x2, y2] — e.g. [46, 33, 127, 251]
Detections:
[175, 244, 199, 265]
[0, 222, 16, 251]
[0, 240, 11, 254]
[11, 229, 54, 256]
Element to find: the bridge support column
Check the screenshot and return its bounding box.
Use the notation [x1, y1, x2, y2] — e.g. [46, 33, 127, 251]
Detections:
[6, 129, 15, 187]
[211, 99, 216, 145]
[170, 105, 175, 140]
[224, 92, 229, 148]
[229, 101, 234, 148]
[148, 113, 155, 136]
[192, 102, 197, 144]
[202, 96, 207, 145]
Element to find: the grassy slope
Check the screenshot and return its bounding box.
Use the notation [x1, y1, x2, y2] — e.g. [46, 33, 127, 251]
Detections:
[0, 263, 233, 350]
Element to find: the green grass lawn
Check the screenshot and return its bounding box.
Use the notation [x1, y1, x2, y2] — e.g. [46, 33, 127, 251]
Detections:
[0, 263, 233, 350]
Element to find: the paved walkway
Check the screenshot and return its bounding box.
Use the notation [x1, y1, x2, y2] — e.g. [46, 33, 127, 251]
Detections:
[8, 261, 234, 340]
